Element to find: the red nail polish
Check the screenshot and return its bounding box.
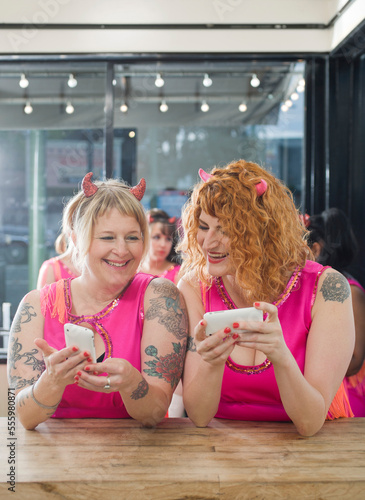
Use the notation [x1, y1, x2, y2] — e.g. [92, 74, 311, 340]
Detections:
[200, 320, 205, 326]
[224, 327, 231, 333]
[232, 333, 239, 340]
[84, 366, 90, 371]
[233, 322, 239, 329]
[87, 358, 93, 363]
[77, 371, 82, 376]
[254, 302, 260, 307]
[74, 375, 79, 381]
[72, 346, 78, 352]
[84, 352, 89, 357]
[93, 371, 98, 375]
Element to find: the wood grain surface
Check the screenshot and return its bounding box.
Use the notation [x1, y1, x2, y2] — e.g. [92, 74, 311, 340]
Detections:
[1, 417, 364, 499]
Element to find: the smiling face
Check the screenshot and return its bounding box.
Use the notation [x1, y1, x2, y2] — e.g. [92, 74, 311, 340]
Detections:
[149, 222, 174, 263]
[197, 211, 233, 277]
[85, 208, 144, 290]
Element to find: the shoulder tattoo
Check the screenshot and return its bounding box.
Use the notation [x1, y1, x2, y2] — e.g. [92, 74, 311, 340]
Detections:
[12, 302, 37, 334]
[145, 281, 188, 340]
[319, 273, 351, 303]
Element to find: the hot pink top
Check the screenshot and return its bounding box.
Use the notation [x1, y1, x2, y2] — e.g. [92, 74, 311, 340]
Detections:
[38, 256, 78, 281]
[160, 265, 180, 283]
[201, 260, 352, 421]
[344, 278, 365, 417]
[40, 273, 154, 418]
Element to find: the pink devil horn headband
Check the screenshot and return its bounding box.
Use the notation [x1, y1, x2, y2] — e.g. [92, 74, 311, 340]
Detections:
[130, 178, 146, 201]
[198, 168, 267, 197]
[82, 172, 98, 197]
[82, 172, 146, 201]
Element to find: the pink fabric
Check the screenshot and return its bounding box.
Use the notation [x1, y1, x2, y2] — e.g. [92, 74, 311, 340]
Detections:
[344, 278, 365, 417]
[202, 260, 348, 421]
[160, 264, 180, 283]
[41, 273, 154, 418]
[39, 257, 78, 281]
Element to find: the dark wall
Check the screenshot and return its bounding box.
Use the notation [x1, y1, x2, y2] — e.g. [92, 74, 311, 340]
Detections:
[304, 24, 365, 286]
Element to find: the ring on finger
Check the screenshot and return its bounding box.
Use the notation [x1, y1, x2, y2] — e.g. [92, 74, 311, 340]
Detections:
[104, 376, 111, 390]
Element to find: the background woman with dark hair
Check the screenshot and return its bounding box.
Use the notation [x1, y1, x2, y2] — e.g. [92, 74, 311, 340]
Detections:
[307, 207, 365, 417]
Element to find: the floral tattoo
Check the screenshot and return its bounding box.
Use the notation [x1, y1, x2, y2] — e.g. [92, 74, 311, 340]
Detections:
[143, 342, 186, 389]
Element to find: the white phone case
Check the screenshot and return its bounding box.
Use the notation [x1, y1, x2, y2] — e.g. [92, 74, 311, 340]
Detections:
[64, 323, 97, 363]
[204, 307, 263, 336]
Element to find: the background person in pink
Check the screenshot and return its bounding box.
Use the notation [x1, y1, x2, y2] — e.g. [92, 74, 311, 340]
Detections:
[8, 173, 188, 430]
[37, 230, 80, 288]
[141, 208, 181, 284]
[178, 160, 355, 437]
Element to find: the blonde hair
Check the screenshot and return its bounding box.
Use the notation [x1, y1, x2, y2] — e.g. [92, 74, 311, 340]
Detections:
[62, 178, 149, 272]
[179, 159, 310, 302]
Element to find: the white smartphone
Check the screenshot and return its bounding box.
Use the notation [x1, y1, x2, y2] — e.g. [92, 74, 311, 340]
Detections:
[204, 307, 263, 336]
[64, 323, 97, 363]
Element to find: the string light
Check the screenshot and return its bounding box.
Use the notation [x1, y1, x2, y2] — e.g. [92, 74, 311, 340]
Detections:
[65, 102, 74, 114]
[281, 103, 288, 112]
[285, 99, 293, 107]
[238, 102, 247, 112]
[250, 74, 260, 87]
[155, 73, 165, 88]
[24, 101, 33, 114]
[19, 74, 29, 89]
[201, 100, 209, 112]
[291, 92, 299, 100]
[203, 73, 212, 87]
[120, 102, 128, 113]
[67, 74, 78, 88]
[129, 131, 136, 138]
[159, 100, 168, 112]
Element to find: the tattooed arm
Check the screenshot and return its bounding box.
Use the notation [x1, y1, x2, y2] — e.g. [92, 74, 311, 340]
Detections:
[273, 269, 355, 436]
[8, 291, 91, 430]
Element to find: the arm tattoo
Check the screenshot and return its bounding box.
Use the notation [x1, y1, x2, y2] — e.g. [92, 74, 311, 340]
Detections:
[320, 273, 351, 303]
[186, 336, 197, 353]
[145, 281, 188, 340]
[12, 302, 37, 334]
[130, 378, 149, 400]
[8, 336, 45, 390]
[143, 340, 187, 389]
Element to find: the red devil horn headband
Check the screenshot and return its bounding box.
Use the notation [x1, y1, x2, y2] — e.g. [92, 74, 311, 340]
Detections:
[198, 168, 267, 197]
[81, 172, 146, 201]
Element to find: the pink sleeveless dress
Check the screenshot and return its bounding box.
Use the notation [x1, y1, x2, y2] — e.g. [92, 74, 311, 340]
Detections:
[201, 260, 353, 421]
[38, 256, 78, 281]
[40, 273, 154, 418]
[160, 264, 180, 283]
[344, 278, 365, 417]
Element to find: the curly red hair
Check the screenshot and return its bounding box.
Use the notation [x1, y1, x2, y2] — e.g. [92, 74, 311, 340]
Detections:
[179, 159, 310, 302]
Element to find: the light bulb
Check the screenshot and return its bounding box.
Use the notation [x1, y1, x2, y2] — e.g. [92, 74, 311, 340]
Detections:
[120, 102, 128, 113]
[298, 78, 305, 87]
[201, 100, 209, 112]
[19, 74, 29, 89]
[65, 102, 74, 114]
[160, 100, 168, 112]
[129, 131, 136, 138]
[238, 102, 247, 112]
[203, 73, 212, 87]
[155, 73, 165, 88]
[285, 99, 293, 107]
[297, 84, 305, 93]
[24, 102, 33, 114]
[250, 74, 260, 87]
[68, 74, 77, 88]
[281, 104, 288, 112]
[291, 92, 299, 101]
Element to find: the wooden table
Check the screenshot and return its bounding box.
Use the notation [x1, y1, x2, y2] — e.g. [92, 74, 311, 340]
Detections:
[1, 417, 364, 499]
